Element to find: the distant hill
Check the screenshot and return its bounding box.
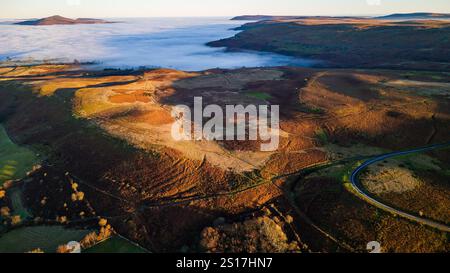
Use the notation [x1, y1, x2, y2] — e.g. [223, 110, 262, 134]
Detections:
[231, 15, 301, 21]
[377, 13, 450, 20]
[15, 15, 113, 26]
[233, 13, 450, 22]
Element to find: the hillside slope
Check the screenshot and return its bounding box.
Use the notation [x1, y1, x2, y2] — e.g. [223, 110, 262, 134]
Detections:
[208, 19, 450, 70]
[377, 12, 450, 20]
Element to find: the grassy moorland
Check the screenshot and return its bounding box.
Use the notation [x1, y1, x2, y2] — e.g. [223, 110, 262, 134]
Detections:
[0, 63, 448, 252]
[208, 18, 450, 71]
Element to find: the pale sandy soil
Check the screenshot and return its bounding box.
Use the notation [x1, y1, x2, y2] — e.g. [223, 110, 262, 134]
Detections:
[362, 165, 422, 194]
[360, 154, 441, 195]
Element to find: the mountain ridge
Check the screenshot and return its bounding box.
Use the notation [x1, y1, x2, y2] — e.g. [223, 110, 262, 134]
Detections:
[232, 13, 450, 21]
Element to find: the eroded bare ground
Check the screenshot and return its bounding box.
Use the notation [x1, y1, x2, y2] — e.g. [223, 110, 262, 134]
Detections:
[0, 64, 449, 252]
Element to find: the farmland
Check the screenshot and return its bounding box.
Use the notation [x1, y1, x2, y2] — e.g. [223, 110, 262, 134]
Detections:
[0, 125, 39, 186]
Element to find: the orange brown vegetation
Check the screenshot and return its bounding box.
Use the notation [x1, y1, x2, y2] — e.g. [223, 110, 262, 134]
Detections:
[199, 216, 301, 253]
[295, 176, 449, 252]
[0, 64, 448, 252]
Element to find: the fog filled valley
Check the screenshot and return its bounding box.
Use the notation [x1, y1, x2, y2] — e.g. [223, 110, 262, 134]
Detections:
[0, 17, 310, 70]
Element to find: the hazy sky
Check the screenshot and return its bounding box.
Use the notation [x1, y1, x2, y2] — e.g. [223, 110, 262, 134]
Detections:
[2, 0, 450, 18]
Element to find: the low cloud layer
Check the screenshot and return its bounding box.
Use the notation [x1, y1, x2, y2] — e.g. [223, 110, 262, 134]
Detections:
[0, 17, 311, 71]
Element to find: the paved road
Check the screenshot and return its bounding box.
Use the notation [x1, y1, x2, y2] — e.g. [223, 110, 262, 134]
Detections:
[350, 142, 450, 232]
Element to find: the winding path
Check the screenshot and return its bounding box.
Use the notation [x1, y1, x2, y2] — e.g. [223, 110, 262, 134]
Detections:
[350, 142, 450, 232]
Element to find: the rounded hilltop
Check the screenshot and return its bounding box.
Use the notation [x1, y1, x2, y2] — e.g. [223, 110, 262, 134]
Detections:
[15, 15, 114, 26]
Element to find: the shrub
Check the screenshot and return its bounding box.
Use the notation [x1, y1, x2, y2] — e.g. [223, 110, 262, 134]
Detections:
[0, 206, 10, 217]
[76, 192, 85, 201]
[11, 215, 21, 225]
[98, 218, 107, 227]
[27, 248, 44, 253]
[56, 244, 70, 253]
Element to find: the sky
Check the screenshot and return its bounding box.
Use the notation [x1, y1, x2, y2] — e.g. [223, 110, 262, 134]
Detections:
[1, 0, 450, 19]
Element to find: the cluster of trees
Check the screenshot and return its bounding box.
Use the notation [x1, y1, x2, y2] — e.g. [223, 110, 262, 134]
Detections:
[80, 218, 113, 249]
[70, 182, 85, 202]
[0, 205, 21, 226]
[55, 218, 114, 253]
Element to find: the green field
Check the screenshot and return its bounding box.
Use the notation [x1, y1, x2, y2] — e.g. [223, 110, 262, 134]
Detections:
[246, 91, 272, 100]
[84, 236, 149, 253]
[0, 226, 91, 253]
[0, 124, 39, 186]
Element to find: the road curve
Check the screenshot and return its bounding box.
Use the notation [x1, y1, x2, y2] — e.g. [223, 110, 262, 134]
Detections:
[350, 142, 450, 232]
